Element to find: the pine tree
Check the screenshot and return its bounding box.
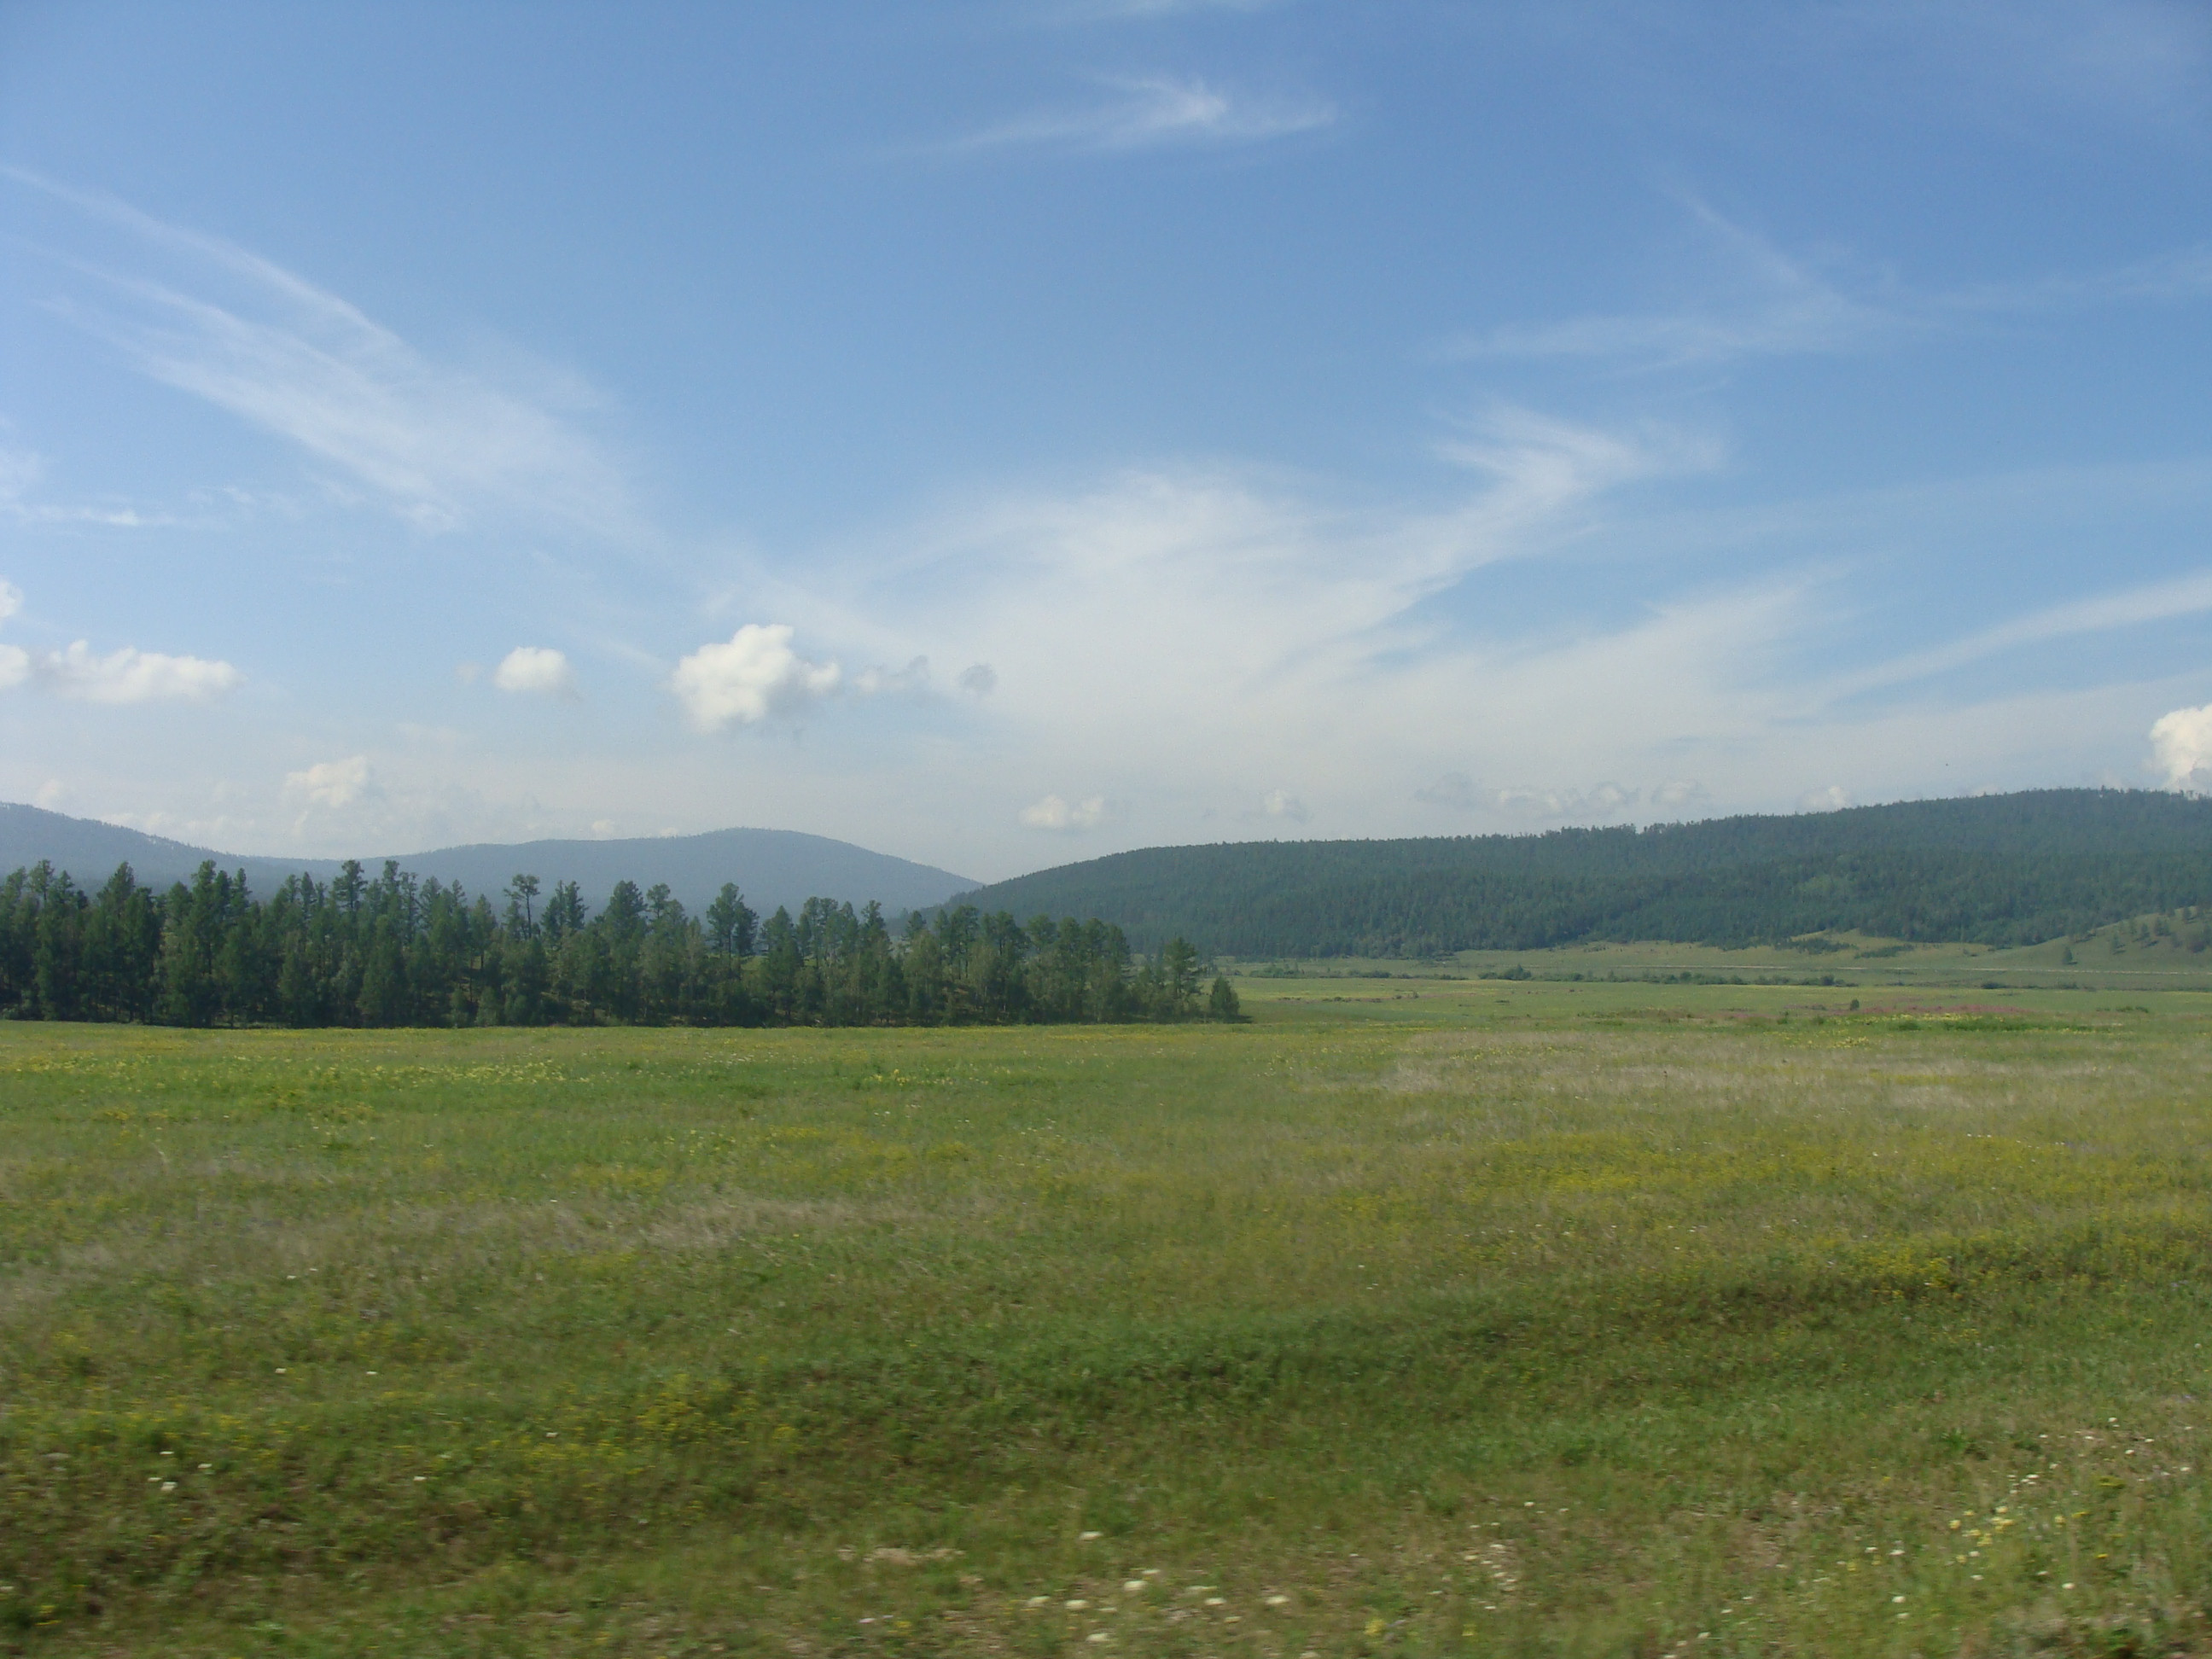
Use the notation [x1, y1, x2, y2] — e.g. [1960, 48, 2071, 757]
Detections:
[1207, 974, 1242, 1022]
[706, 883, 756, 956]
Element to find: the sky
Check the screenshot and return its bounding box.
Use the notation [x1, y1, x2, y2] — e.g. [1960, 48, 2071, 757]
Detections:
[3, 0, 2211, 882]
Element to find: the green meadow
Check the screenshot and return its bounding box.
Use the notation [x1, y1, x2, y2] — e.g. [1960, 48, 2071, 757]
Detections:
[1233, 906, 2212, 996]
[8, 976, 2212, 1656]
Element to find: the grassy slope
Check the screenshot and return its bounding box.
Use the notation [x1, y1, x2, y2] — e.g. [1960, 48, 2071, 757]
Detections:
[1225, 906, 2212, 994]
[5, 990, 2212, 1656]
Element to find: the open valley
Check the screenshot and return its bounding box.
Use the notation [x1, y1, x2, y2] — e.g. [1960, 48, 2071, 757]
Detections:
[9, 983, 2212, 1655]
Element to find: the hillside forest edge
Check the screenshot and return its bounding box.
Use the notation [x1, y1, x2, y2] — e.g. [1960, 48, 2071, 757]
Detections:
[959, 789, 2212, 955]
[9, 789, 2212, 1028]
[0, 859, 1241, 1029]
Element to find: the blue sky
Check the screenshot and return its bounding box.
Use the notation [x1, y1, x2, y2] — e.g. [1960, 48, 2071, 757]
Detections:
[3, 1, 2211, 880]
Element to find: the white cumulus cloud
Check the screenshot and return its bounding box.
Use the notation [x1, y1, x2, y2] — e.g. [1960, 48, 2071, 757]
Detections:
[1413, 771, 1482, 810]
[285, 754, 373, 810]
[1651, 778, 1711, 811]
[669, 623, 841, 732]
[492, 645, 577, 697]
[2151, 702, 2212, 791]
[1020, 794, 1107, 832]
[1494, 782, 1642, 820]
[0, 586, 239, 703]
[1416, 775, 1645, 820]
[1260, 789, 1309, 824]
[37, 641, 244, 704]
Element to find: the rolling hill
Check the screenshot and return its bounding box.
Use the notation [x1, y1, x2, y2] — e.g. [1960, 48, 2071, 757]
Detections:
[0, 804, 973, 917]
[946, 789, 2212, 956]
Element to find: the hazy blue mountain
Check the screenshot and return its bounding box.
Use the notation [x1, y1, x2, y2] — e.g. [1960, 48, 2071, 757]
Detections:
[0, 804, 973, 917]
[374, 830, 974, 917]
[0, 805, 247, 896]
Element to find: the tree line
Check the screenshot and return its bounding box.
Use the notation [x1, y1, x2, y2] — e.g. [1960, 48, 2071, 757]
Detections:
[0, 859, 1243, 1028]
[953, 789, 2212, 957]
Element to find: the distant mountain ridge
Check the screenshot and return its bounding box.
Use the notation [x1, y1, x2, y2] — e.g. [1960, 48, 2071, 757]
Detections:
[0, 804, 974, 917]
[948, 789, 2212, 956]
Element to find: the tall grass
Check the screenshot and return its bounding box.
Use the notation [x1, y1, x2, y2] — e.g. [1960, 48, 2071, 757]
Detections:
[4, 988, 2212, 1654]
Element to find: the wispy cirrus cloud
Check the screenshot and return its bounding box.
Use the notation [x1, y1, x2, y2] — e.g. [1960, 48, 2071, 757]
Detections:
[1449, 201, 2212, 369]
[1446, 202, 1913, 367]
[738, 405, 1736, 846]
[944, 73, 1333, 154]
[1823, 0, 2212, 131]
[1035, 0, 1285, 21]
[739, 408, 2212, 864]
[0, 450, 41, 508]
[3, 166, 635, 539]
[0, 443, 172, 527]
[1949, 244, 2212, 312]
[854, 403, 1708, 705]
[1831, 567, 2212, 699]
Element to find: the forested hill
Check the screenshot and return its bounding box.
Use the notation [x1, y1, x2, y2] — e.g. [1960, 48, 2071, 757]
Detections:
[957, 789, 2212, 957]
[0, 805, 971, 917]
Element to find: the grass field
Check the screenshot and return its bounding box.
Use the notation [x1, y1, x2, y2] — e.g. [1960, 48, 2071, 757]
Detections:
[1225, 907, 2212, 995]
[8, 981, 2212, 1656]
